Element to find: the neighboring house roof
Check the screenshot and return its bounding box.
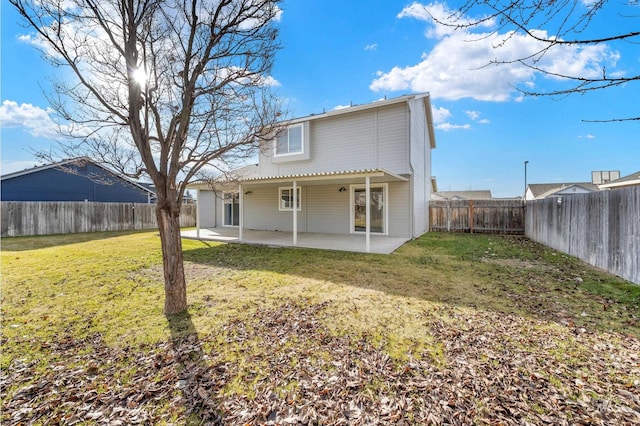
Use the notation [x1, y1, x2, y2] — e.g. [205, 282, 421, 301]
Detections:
[527, 182, 598, 199]
[598, 171, 640, 190]
[1, 157, 156, 196]
[432, 190, 493, 200]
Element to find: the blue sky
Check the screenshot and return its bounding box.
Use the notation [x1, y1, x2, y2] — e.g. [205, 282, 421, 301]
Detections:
[2, 0, 638, 197]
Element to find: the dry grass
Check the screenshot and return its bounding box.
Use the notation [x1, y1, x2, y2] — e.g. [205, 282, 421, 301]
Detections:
[1, 230, 639, 424]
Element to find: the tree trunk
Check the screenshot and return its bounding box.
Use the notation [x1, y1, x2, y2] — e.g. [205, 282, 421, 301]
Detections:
[156, 202, 187, 315]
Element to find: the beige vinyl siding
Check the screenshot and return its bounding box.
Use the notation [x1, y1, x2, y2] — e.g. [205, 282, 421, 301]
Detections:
[197, 190, 217, 228]
[306, 185, 351, 234]
[243, 185, 308, 232]
[238, 182, 411, 238]
[387, 181, 411, 238]
[376, 104, 410, 174]
[409, 98, 428, 236]
[257, 103, 410, 177]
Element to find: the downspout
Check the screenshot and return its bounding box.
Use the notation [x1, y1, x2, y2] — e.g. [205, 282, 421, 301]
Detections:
[293, 180, 298, 246]
[365, 176, 371, 253]
[239, 184, 243, 241]
[196, 188, 200, 238]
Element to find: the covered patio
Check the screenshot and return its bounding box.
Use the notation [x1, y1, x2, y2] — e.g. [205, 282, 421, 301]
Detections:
[181, 227, 409, 254]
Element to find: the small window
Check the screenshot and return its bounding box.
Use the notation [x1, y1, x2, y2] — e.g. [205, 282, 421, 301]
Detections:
[274, 124, 303, 156]
[279, 187, 301, 211]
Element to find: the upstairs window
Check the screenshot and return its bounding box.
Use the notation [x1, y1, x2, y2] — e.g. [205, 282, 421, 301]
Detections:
[275, 124, 303, 156]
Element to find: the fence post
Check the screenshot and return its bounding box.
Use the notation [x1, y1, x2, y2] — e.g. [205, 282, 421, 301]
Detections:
[446, 201, 451, 232]
[469, 200, 474, 234]
[84, 200, 89, 233]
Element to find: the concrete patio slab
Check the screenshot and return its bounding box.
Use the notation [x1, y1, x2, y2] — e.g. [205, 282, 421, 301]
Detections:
[181, 228, 408, 254]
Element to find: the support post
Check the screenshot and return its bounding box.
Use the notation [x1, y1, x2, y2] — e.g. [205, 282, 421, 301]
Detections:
[239, 184, 244, 241]
[196, 188, 200, 238]
[365, 176, 371, 253]
[293, 180, 298, 246]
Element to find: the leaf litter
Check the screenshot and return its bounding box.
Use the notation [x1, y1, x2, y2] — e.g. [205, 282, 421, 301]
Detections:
[2, 301, 639, 425]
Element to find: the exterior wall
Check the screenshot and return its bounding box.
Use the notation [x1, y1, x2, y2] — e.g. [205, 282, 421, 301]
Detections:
[1, 163, 151, 203]
[306, 185, 351, 234]
[408, 97, 429, 237]
[241, 181, 411, 238]
[256, 102, 410, 177]
[197, 190, 217, 228]
[243, 186, 308, 232]
[387, 181, 411, 238]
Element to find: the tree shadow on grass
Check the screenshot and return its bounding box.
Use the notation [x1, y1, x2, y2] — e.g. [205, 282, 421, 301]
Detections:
[181, 236, 640, 337]
[1, 229, 152, 251]
[166, 310, 225, 424]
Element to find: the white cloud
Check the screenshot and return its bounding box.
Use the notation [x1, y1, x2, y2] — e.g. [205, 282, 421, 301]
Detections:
[436, 122, 471, 131]
[579, 134, 596, 139]
[332, 104, 351, 110]
[431, 105, 451, 123]
[371, 2, 621, 102]
[465, 110, 490, 124]
[0, 100, 61, 139]
[431, 105, 472, 130]
[364, 43, 378, 51]
[465, 110, 480, 120]
[398, 1, 495, 39]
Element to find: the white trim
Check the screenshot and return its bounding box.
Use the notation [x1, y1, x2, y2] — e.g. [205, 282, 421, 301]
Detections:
[273, 123, 304, 157]
[240, 169, 408, 184]
[196, 188, 201, 238]
[239, 185, 244, 241]
[349, 183, 388, 236]
[280, 93, 430, 125]
[365, 176, 371, 253]
[278, 186, 302, 211]
[222, 191, 240, 227]
[293, 180, 298, 246]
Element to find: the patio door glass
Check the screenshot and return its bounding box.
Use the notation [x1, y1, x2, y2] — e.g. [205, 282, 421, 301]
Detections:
[223, 192, 239, 226]
[353, 186, 384, 233]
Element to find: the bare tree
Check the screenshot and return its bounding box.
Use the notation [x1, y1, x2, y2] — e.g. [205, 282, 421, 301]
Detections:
[429, 0, 640, 121]
[11, 0, 284, 314]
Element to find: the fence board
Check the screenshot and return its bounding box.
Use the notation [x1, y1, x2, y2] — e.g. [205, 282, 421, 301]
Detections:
[526, 187, 639, 285]
[429, 200, 525, 234]
[1, 202, 196, 237]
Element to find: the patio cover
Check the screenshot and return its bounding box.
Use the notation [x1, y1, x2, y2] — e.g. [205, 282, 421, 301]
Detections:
[189, 169, 409, 253]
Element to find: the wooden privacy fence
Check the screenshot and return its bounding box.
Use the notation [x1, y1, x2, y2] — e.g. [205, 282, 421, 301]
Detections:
[526, 187, 640, 285]
[429, 199, 525, 234]
[1, 201, 196, 237]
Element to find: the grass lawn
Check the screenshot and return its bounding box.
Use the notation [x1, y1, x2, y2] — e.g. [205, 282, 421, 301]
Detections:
[2, 230, 639, 424]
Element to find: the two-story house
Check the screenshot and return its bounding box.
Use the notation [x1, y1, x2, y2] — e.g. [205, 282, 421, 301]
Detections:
[189, 93, 436, 253]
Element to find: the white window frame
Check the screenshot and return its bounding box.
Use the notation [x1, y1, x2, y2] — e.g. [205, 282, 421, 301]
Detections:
[349, 183, 388, 235]
[222, 191, 240, 227]
[274, 124, 304, 157]
[278, 186, 302, 211]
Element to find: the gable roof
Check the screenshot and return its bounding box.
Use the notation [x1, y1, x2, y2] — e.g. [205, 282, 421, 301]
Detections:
[287, 93, 436, 149]
[598, 171, 640, 189]
[527, 182, 598, 199]
[1, 157, 155, 195]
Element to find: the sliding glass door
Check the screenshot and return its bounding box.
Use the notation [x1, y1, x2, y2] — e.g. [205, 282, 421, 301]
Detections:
[223, 192, 239, 227]
[352, 185, 385, 234]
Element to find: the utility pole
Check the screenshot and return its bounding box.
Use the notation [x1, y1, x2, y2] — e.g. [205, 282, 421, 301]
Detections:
[524, 160, 529, 203]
